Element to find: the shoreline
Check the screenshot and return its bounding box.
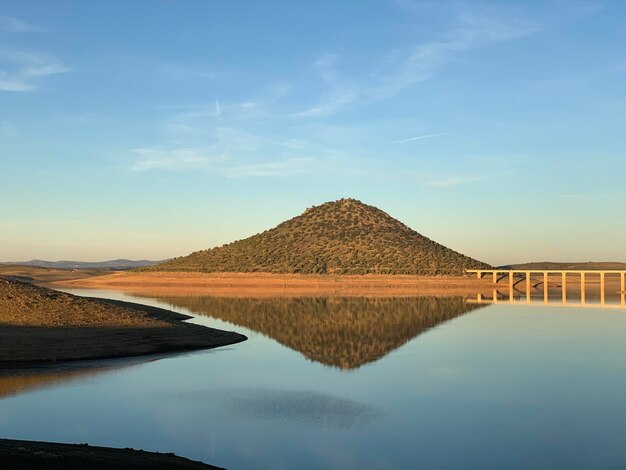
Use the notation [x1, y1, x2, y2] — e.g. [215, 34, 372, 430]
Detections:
[53, 270, 622, 299]
[0, 298, 247, 365]
[0, 278, 247, 365]
[0, 438, 222, 469]
[55, 271, 499, 296]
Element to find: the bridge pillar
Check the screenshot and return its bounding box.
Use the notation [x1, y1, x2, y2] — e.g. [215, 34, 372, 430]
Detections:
[581, 272, 586, 304]
[465, 269, 626, 309]
[600, 272, 605, 305]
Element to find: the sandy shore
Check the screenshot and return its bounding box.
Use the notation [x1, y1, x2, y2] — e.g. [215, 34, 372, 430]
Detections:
[54, 271, 623, 302]
[0, 438, 222, 469]
[56, 271, 499, 296]
[0, 277, 246, 365]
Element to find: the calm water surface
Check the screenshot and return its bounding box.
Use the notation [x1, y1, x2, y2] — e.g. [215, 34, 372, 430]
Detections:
[2, 289, 626, 469]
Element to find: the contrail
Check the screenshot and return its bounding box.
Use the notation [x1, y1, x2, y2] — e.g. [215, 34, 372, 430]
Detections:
[392, 131, 451, 144]
[215, 99, 222, 120]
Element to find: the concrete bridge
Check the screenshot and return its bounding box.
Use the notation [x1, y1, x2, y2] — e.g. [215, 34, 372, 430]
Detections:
[466, 269, 626, 308]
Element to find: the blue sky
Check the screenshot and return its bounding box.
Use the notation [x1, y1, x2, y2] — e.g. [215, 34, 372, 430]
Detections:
[1, 0, 625, 265]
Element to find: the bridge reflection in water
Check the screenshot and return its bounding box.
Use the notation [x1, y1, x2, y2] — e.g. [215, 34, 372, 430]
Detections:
[466, 269, 626, 309]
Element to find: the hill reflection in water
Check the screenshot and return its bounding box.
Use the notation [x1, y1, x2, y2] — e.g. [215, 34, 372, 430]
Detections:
[0, 359, 143, 399]
[151, 296, 486, 369]
[0, 295, 486, 399]
[0, 368, 109, 399]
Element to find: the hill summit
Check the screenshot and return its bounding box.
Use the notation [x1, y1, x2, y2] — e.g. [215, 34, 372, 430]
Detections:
[149, 198, 490, 275]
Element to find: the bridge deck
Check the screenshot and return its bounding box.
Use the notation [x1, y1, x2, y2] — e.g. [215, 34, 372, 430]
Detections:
[465, 269, 626, 307]
[466, 269, 626, 275]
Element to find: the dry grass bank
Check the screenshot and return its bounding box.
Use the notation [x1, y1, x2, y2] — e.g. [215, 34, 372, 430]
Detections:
[0, 277, 245, 364]
[56, 271, 498, 297]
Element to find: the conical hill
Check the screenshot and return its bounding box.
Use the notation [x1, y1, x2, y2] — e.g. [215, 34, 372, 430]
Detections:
[149, 198, 490, 275]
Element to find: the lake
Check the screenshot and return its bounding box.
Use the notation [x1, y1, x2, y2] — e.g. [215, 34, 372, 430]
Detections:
[2, 288, 626, 469]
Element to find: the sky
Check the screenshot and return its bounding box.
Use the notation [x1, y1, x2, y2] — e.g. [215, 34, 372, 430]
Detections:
[1, 0, 625, 265]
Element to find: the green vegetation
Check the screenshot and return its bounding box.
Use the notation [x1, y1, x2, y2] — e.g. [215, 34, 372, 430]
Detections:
[147, 198, 491, 275]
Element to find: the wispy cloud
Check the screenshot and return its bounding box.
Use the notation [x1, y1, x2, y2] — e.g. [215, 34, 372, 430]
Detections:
[291, 54, 358, 117]
[293, 11, 538, 117]
[282, 139, 307, 150]
[368, 14, 536, 102]
[131, 146, 315, 177]
[0, 50, 68, 92]
[393, 131, 451, 144]
[158, 81, 292, 127]
[131, 147, 223, 172]
[222, 158, 316, 178]
[162, 104, 223, 134]
[291, 89, 356, 118]
[424, 176, 480, 188]
[0, 15, 43, 33]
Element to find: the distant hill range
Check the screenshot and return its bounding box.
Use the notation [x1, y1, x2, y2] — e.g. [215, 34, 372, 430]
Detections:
[2, 259, 164, 270]
[502, 261, 626, 271]
[147, 198, 490, 275]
